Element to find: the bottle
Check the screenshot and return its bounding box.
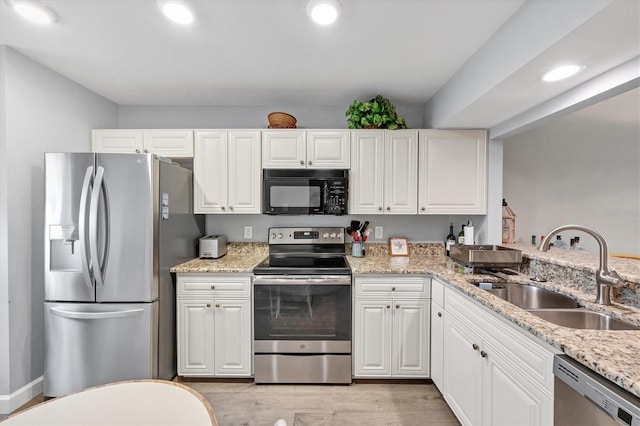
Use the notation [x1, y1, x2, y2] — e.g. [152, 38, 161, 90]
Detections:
[445, 223, 456, 256]
[554, 235, 566, 249]
[457, 225, 465, 244]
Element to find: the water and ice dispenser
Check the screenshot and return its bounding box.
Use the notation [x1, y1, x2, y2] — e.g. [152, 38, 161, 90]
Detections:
[49, 225, 81, 271]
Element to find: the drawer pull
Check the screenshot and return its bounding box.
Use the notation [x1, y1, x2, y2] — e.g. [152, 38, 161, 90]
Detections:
[206, 303, 211, 308]
[472, 343, 479, 351]
[215, 304, 220, 308]
[480, 351, 488, 358]
[437, 312, 442, 317]
[396, 304, 400, 309]
[386, 305, 391, 309]
[210, 285, 215, 289]
[391, 287, 396, 291]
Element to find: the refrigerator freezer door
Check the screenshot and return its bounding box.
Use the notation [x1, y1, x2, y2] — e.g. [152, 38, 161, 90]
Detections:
[45, 153, 96, 302]
[95, 154, 155, 302]
[43, 302, 158, 397]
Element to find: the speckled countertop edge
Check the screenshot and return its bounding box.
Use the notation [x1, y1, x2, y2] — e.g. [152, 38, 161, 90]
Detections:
[171, 245, 640, 397]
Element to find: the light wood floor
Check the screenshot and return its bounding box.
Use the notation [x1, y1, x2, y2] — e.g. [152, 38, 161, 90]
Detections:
[180, 381, 460, 426]
[3, 382, 459, 426]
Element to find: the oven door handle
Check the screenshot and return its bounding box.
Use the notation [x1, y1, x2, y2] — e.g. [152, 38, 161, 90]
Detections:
[253, 275, 351, 285]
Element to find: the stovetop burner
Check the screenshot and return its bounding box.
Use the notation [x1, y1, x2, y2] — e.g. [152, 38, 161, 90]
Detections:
[252, 227, 351, 275]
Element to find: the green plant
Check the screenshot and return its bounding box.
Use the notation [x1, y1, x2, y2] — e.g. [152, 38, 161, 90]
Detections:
[345, 95, 407, 129]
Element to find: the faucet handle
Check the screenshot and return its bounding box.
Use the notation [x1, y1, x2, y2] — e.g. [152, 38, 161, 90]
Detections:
[600, 269, 625, 287]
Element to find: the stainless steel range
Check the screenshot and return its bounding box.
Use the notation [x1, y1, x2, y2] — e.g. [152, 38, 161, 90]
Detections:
[252, 227, 352, 384]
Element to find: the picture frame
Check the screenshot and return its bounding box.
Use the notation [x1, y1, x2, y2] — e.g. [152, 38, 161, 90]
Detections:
[389, 237, 409, 256]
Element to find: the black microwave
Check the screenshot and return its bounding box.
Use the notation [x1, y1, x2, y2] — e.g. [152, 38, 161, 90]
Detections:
[262, 169, 348, 215]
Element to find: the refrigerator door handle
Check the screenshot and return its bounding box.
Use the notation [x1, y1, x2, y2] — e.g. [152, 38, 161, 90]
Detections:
[78, 166, 94, 288]
[89, 166, 106, 287]
[50, 307, 145, 320]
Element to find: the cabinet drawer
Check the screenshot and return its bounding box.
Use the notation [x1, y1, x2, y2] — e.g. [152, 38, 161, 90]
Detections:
[355, 276, 429, 298]
[177, 274, 251, 297]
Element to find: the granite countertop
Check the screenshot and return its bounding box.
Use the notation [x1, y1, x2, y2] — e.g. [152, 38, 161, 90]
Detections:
[171, 241, 640, 397]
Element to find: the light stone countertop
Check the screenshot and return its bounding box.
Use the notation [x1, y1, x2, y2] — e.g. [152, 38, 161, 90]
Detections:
[171, 242, 640, 398]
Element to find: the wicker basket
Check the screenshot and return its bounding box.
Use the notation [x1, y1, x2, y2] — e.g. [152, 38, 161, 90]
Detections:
[268, 112, 297, 128]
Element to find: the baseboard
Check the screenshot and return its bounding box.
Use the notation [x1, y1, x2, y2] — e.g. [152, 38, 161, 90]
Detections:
[0, 376, 43, 415]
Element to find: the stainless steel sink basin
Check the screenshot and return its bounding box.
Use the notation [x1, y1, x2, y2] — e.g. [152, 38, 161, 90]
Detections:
[529, 309, 640, 331]
[475, 282, 580, 309]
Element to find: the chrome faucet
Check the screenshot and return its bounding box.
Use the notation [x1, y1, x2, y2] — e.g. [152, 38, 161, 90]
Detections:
[537, 224, 625, 305]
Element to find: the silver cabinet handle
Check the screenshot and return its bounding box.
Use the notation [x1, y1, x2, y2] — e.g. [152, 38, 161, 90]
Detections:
[396, 304, 400, 309]
[437, 312, 442, 317]
[78, 166, 94, 289]
[135, 149, 141, 153]
[386, 305, 391, 309]
[386, 207, 391, 211]
[215, 304, 220, 308]
[210, 285, 215, 290]
[221, 206, 226, 211]
[308, 161, 313, 165]
[421, 207, 426, 211]
[229, 206, 234, 211]
[481, 351, 488, 358]
[206, 303, 211, 308]
[472, 343, 479, 351]
[299, 160, 304, 165]
[378, 207, 383, 211]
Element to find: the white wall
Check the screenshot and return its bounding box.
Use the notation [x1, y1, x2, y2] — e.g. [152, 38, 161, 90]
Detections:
[503, 88, 640, 255]
[117, 104, 426, 129]
[0, 46, 117, 413]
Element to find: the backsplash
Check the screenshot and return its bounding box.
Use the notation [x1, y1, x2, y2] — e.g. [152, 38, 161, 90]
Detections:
[513, 245, 640, 309]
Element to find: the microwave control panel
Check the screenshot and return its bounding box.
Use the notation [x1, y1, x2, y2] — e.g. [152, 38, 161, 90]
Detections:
[326, 180, 347, 215]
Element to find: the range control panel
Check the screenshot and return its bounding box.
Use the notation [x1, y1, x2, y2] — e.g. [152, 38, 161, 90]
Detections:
[268, 227, 345, 244]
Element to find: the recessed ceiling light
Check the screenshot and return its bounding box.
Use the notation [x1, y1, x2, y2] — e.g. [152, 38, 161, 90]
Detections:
[542, 65, 585, 82]
[307, 0, 341, 25]
[159, 1, 194, 25]
[6, 0, 58, 24]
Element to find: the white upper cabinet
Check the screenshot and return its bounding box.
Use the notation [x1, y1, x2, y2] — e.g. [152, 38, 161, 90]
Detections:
[194, 130, 261, 214]
[418, 129, 487, 214]
[92, 129, 194, 158]
[384, 130, 418, 214]
[306, 130, 350, 168]
[262, 129, 350, 169]
[350, 130, 418, 215]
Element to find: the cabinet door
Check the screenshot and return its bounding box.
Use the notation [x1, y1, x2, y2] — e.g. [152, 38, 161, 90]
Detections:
[384, 130, 418, 214]
[349, 130, 385, 215]
[193, 130, 228, 213]
[228, 130, 261, 213]
[353, 299, 392, 377]
[92, 129, 143, 153]
[481, 340, 553, 426]
[418, 130, 487, 214]
[392, 299, 430, 377]
[213, 299, 252, 376]
[143, 129, 194, 158]
[262, 130, 306, 168]
[177, 299, 215, 376]
[430, 300, 444, 390]
[306, 130, 350, 169]
[443, 312, 482, 425]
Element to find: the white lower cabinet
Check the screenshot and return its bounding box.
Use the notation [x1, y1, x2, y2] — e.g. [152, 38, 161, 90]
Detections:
[353, 275, 430, 378]
[176, 274, 252, 377]
[440, 284, 556, 426]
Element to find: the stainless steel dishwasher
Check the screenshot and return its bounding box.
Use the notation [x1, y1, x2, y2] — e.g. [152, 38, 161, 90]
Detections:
[554, 355, 640, 425]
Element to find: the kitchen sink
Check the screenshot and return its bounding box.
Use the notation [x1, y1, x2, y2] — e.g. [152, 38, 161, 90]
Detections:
[529, 309, 640, 331]
[473, 281, 639, 330]
[474, 282, 580, 309]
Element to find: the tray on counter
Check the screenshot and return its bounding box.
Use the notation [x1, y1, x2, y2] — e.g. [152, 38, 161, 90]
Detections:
[449, 244, 522, 268]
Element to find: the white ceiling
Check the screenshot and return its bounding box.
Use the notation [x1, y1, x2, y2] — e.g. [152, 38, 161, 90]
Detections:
[1, 0, 639, 128]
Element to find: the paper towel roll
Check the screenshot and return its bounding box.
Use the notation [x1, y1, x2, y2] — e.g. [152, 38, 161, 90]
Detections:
[464, 225, 474, 245]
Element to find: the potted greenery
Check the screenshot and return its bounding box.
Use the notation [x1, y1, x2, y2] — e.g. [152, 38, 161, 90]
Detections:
[345, 95, 407, 129]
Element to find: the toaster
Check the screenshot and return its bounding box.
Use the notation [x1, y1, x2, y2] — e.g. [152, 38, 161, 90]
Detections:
[199, 235, 227, 259]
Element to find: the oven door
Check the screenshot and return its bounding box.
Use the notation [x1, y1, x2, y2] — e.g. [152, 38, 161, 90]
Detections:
[263, 177, 327, 215]
[253, 275, 351, 352]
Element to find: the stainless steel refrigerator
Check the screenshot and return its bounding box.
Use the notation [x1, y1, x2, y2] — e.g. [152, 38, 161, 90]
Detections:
[43, 153, 204, 397]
